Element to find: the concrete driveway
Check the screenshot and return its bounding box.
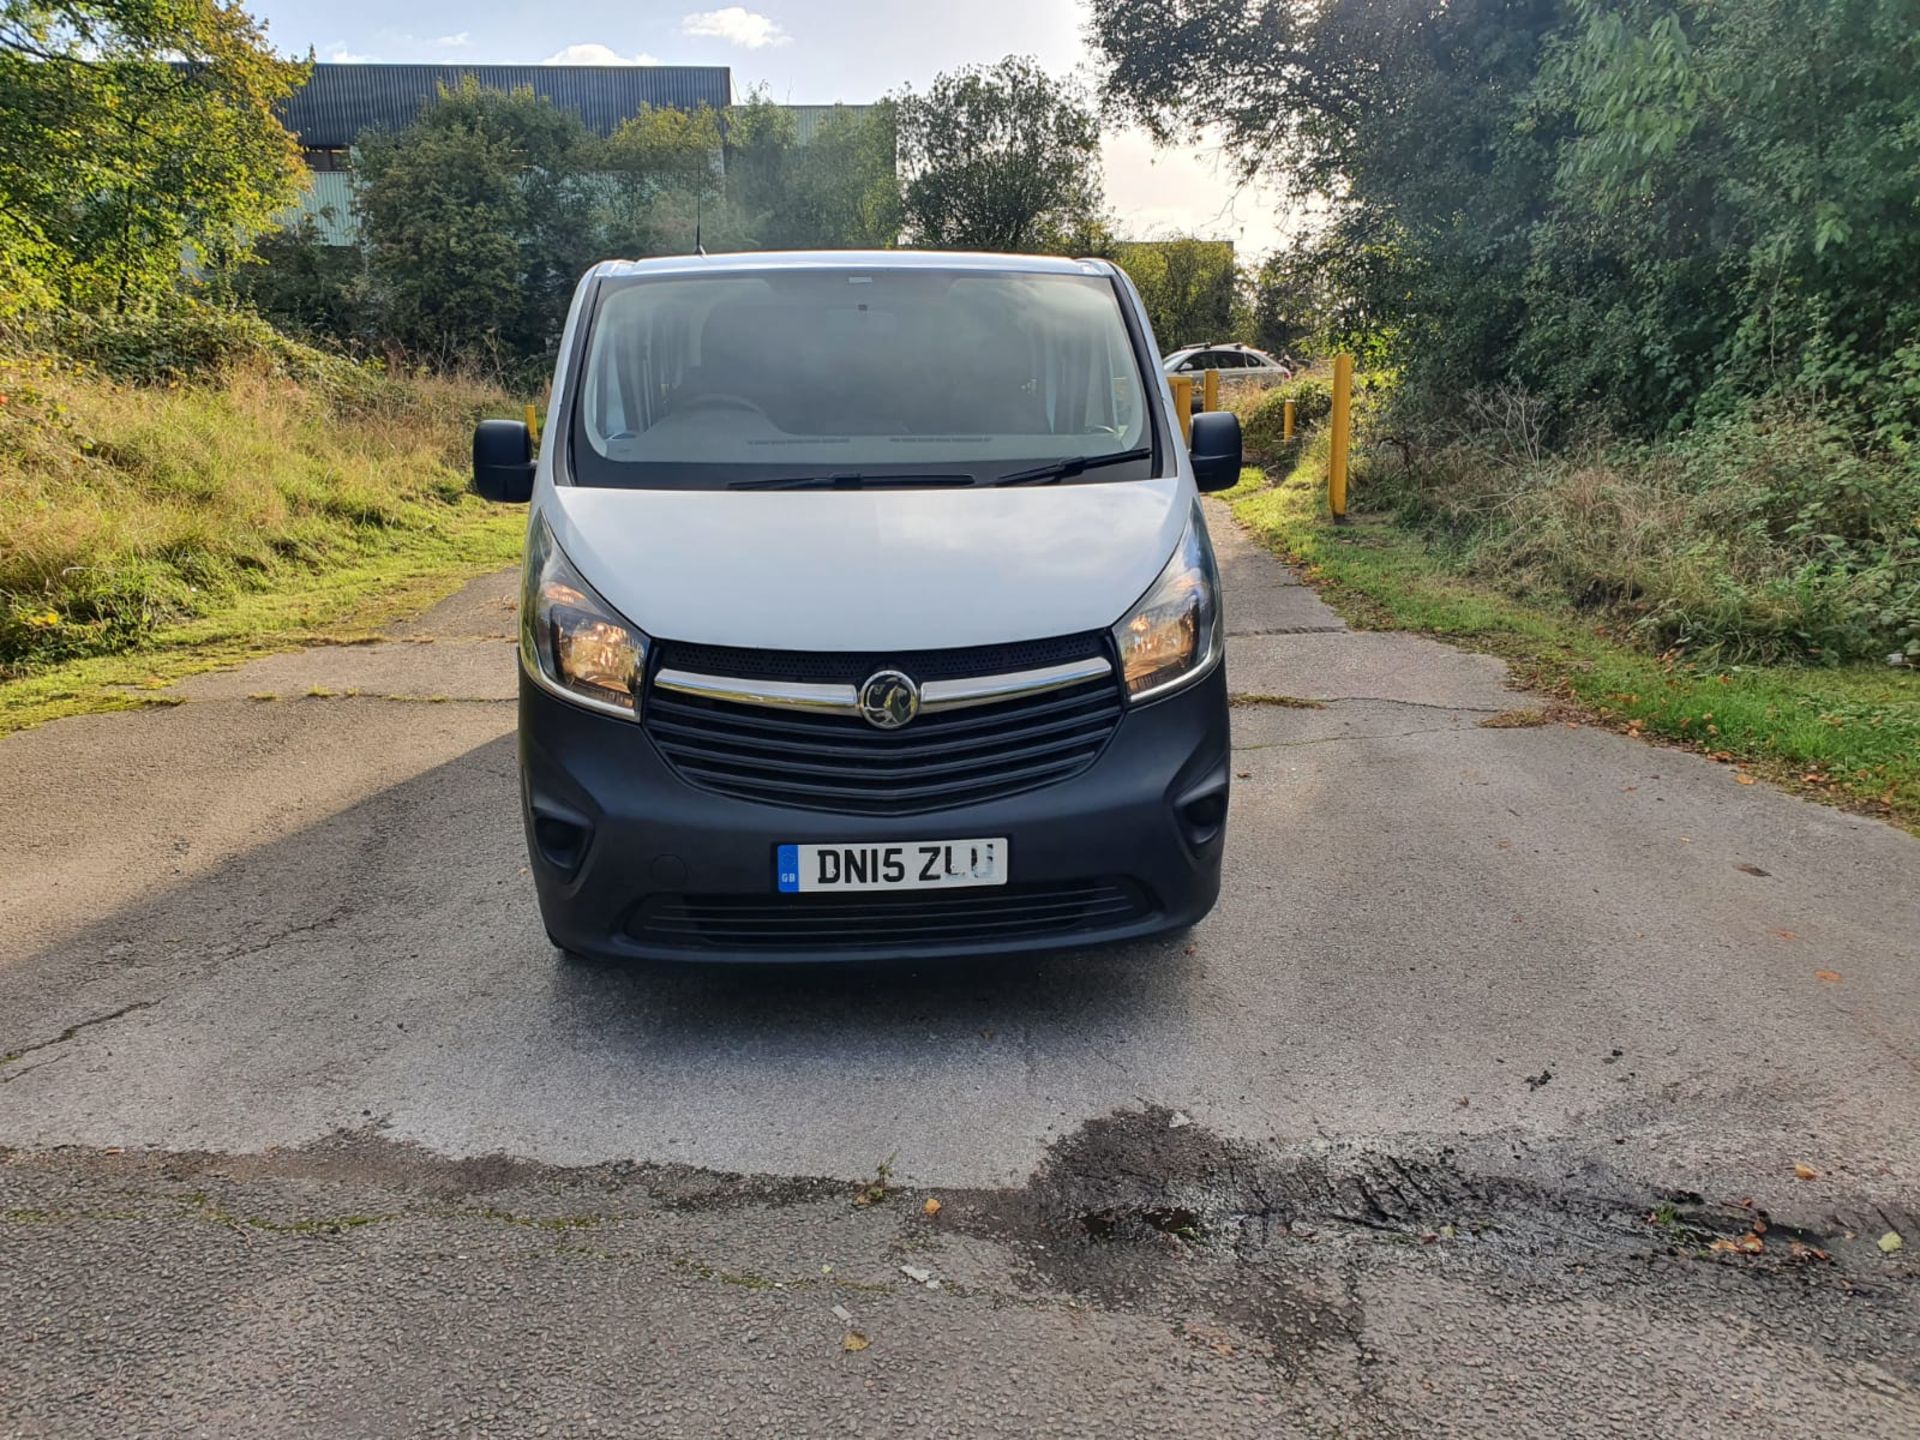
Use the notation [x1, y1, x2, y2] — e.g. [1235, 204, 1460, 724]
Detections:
[2, 502, 1915, 1436]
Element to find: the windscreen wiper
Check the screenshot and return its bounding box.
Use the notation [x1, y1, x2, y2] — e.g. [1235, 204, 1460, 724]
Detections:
[990, 447, 1153, 487]
[728, 472, 977, 492]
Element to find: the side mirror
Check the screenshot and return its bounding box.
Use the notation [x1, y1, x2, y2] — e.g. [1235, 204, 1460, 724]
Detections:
[473, 419, 535, 503]
[1189, 410, 1242, 493]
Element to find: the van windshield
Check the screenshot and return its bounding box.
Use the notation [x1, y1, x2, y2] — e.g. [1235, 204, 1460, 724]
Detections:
[568, 267, 1156, 489]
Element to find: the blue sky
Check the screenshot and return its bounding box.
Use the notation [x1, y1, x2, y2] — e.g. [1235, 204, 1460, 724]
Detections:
[242, 0, 1295, 255]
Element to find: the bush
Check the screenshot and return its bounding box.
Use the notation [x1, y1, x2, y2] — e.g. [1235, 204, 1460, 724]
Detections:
[1238, 377, 1333, 455]
[1359, 396, 1920, 665]
[45, 301, 354, 387]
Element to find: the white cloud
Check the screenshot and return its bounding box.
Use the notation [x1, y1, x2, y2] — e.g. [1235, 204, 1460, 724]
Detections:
[324, 44, 374, 62]
[433, 32, 471, 49]
[680, 7, 790, 50]
[542, 42, 663, 66]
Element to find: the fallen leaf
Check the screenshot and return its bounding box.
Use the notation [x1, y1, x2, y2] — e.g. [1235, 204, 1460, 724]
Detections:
[1735, 773, 1757, 785]
[1734, 863, 1770, 877]
[1184, 943, 1197, 955]
[1794, 1163, 1818, 1181]
[1879, 1231, 1903, 1254]
[842, 1332, 870, 1352]
[1770, 928, 1800, 942]
[1815, 970, 1842, 983]
[922, 1197, 942, 1218]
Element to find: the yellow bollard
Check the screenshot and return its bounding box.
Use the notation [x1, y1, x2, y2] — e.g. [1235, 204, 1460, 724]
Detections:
[1328, 353, 1353, 520]
[1202, 368, 1219, 414]
[1171, 376, 1193, 444]
[524, 402, 541, 450]
[1283, 399, 1295, 444]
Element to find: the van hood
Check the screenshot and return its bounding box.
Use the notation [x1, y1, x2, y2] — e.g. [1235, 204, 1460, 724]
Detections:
[543, 477, 1190, 651]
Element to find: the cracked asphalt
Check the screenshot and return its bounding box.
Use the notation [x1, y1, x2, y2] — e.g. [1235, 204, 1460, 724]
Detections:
[1, 500, 1916, 1436]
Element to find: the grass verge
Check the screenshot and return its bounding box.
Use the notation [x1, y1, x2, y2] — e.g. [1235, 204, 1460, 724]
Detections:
[1221, 456, 1920, 832]
[2, 333, 527, 735]
[0, 508, 522, 735]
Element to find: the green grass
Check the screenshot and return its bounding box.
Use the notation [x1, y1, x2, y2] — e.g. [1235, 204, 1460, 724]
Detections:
[1223, 456, 1920, 831]
[1, 341, 527, 734]
[0, 507, 522, 734]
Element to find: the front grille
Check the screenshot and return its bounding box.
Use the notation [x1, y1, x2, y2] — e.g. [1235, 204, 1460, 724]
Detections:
[643, 637, 1125, 815]
[630, 878, 1153, 952]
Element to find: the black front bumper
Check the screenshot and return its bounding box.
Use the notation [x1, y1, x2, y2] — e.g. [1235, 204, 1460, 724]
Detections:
[517, 662, 1229, 963]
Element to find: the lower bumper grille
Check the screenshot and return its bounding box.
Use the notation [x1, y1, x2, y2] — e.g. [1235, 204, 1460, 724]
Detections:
[630, 878, 1154, 953]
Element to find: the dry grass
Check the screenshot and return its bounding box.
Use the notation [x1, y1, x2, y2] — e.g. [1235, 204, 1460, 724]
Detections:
[0, 350, 515, 673]
[1362, 403, 1920, 665]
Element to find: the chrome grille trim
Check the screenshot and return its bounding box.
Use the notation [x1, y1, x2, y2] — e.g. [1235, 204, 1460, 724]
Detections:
[652, 656, 1113, 717]
[917, 657, 1113, 712]
[652, 669, 858, 714]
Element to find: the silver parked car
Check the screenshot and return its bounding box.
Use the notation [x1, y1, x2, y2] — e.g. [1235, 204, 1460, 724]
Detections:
[1163, 343, 1294, 408]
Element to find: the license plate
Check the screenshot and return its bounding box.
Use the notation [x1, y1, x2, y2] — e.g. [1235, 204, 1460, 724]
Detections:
[777, 839, 1008, 894]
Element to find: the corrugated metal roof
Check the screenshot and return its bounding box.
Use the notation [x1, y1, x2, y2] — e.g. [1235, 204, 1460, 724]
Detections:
[282, 64, 733, 147]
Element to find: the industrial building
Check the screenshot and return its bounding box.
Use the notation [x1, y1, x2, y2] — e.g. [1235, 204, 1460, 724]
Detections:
[277, 63, 860, 243]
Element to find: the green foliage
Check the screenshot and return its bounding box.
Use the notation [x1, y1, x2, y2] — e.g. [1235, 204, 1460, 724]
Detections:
[0, 0, 307, 312]
[1112, 238, 1238, 352]
[720, 89, 798, 244]
[229, 214, 366, 345]
[1362, 399, 1920, 665]
[1238, 378, 1333, 455]
[893, 56, 1104, 252]
[770, 102, 902, 249]
[1090, 0, 1920, 442]
[599, 102, 726, 257]
[38, 297, 378, 397]
[354, 78, 601, 372]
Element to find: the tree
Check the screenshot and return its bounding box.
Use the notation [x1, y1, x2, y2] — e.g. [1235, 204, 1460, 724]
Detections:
[893, 57, 1104, 253]
[776, 102, 902, 250]
[0, 0, 307, 312]
[354, 78, 599, 368]
[600, 102, 725, 257]
[720, 89, 797, 246]
[233, 212, 364, 343]
[1088, 0, 1920, 440]
[1113, 238, 1239, 352]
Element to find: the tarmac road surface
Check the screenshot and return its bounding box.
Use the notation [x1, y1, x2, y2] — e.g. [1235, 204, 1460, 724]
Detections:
[2, 501, 1914, 1436]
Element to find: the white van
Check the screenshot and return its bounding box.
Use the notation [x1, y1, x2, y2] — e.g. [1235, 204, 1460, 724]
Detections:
[474, 251, 1241, 963]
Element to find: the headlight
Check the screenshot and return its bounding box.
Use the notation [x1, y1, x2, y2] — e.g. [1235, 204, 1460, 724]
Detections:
[1112, 505, 1223, 701]
[521, 513, 648, 719]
